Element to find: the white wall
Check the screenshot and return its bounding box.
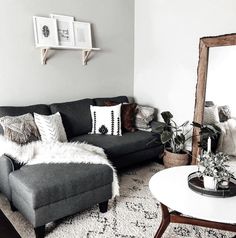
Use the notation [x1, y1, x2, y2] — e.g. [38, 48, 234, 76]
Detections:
[134, 0, 236, 124]
[0, 0, 134, 106]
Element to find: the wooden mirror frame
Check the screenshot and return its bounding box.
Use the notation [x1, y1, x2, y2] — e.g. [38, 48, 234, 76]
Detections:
[192, 33, 236, 164]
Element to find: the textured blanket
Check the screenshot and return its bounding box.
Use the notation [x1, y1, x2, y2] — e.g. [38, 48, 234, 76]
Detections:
[216, 118, 236, 156]
[0, 135, 119, 197]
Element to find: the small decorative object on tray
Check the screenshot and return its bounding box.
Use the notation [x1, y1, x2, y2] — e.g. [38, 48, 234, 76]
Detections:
[188, 137, 235, 197]
[188, 172, 236, 197]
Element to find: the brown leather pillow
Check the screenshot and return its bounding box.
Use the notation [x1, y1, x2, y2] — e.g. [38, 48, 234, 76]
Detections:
[104, 101, 137, 132]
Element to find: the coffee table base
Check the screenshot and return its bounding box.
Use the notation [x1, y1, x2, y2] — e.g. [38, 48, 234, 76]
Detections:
[154, 203, 236, 238]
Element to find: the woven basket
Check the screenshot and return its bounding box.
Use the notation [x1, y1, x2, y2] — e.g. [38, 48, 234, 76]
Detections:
[163, 149, 189, 168]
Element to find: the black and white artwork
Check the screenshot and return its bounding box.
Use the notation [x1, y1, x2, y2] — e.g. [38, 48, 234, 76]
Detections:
[42, 25, 50, 37]
[50, 14, 75, 46]
[33, 16, 58, 46]
[74, 21, 92, 49]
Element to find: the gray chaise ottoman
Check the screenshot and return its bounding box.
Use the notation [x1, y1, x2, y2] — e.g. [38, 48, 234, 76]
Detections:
[9, 163, 113, 238]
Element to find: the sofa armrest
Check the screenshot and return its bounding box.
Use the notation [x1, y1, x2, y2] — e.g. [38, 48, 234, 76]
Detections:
[0, 154, 16, 200]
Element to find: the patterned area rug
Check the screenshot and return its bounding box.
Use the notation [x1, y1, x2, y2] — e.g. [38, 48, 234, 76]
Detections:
[0, 162, 236, 238]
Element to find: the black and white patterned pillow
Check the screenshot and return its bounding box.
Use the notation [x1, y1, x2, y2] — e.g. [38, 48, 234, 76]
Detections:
[0, 113, 40, 144]
[90, 104, 122, 136]
[34, 112, 68, 142]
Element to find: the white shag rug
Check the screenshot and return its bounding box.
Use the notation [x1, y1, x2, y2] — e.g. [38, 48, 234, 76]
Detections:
[0, 162, 236, 238]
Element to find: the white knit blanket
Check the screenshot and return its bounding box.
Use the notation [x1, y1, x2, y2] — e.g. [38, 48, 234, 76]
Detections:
[0, 136, 119, 198]
[216, 118, 236, 156]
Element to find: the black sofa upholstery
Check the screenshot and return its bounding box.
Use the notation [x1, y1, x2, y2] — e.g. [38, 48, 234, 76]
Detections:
[72, 130, 161, 169]
[0, 96, 163, 238]
[9, 163, 113, 227]
[50, 98, 95, 138]
[0, 155, 114, 238]
[0, 104, 51, 134]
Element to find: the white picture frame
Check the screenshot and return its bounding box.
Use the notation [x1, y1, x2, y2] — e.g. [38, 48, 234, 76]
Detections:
[50, 14, 75, 46]
[33, 16, 59, 47]
[73, 21, 92, 49]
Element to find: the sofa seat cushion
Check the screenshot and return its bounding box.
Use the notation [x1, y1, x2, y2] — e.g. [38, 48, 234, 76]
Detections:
[70, 131, 161, 158]
[9, 163, 113, 209]
[50, 99, 95, 139]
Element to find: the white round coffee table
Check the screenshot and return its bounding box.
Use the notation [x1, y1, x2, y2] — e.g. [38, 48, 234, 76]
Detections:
[149, 165, 236, 238]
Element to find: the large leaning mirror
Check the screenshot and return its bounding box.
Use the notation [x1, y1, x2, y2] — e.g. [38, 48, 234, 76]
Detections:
[192, 33, 236, 164]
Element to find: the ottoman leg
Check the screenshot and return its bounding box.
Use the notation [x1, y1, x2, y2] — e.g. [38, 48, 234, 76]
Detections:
[99, 201, 108, 213]
[34, 225, 45, 238]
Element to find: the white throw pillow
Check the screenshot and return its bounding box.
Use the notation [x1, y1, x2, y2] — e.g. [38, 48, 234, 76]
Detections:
[203, 105, 220, 124]
[34, 112, 68, 142]
[90, 104, 122, 136]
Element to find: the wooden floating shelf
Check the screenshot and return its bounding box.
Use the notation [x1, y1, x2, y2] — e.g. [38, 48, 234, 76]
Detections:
[37, 46, 101, 65]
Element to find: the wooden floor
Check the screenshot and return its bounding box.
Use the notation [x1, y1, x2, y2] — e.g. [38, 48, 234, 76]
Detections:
[0, 209, 21, 238]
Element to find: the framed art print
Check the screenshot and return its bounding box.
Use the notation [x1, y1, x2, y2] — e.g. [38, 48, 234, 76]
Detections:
[74, 21, 92, 49]
[33, 16, 58, 47]
[50, 14, 75, 46]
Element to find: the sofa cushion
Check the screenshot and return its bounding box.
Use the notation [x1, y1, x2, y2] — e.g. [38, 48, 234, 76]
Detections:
[34, 112, 67, 142]
[50, 99, 95, 138]
[111, 146, 163, 169]
[0, 113, 40, 144]
[70, 131, 161, 158]
[9, 163, 113, 209]
[104, 101, 137, 132]
[0, 104, 50, 134]
[94, 96, 128, 106]
[90, 104, 122, 136]
[135, 105, 155, 131]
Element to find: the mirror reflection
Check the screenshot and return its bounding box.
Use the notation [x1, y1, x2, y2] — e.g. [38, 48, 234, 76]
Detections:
[204, 45, 236, 159]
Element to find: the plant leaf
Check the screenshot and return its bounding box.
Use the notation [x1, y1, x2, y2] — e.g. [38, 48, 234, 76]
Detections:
[174, 134, 185, 145]
[152, 122, 166, 133]
[192, 121, 202, 128]
[161, 131, 173, 144]
[179, 120, 189, 127]
[161, 111, 173, 124]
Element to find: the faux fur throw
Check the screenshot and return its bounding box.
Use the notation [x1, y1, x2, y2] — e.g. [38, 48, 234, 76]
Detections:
[0, 135, 119, 197]
[216, 118, 236, 156]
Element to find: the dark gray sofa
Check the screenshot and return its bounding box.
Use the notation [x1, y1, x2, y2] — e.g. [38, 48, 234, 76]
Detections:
[0, 96, 163, 238]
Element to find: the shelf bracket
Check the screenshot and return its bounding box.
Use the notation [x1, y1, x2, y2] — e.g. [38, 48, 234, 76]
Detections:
[82, 50, 92, 66]
[38, 47, 100, 65]
[41, 48, 49, 65]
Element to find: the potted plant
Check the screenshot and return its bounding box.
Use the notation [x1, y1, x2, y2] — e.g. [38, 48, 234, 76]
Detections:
[153, 111, 191, 168]
[192, 122, 221, 153]
[199, 151, 234, 190]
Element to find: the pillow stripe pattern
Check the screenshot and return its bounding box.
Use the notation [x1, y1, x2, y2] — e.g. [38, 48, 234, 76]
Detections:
[117, 117, 120, 136]
[93, 111, 97, 134]
[90, 104, 122, 136]
[111, 111, 114, 135]
[34, 112, 67, 142]
[35, 116, 56, 140]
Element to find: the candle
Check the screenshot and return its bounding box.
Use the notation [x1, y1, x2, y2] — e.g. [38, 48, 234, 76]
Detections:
[207, 137, 211, 153]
